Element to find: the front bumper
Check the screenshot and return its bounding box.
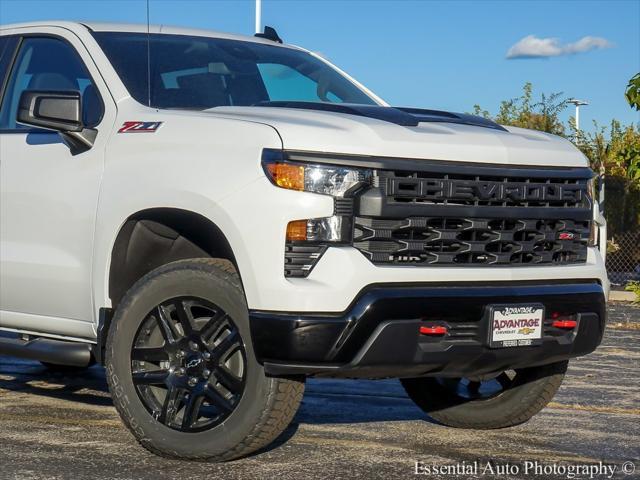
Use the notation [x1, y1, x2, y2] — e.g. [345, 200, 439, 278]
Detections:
[249, 281, 606, 379]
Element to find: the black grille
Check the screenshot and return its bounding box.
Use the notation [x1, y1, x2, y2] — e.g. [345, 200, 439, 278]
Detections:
[381, 170, 590, 209]
[353, 217, 590, 266]
[284, 243, 327, 278]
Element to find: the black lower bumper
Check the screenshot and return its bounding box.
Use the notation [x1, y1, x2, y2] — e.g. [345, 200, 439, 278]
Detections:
[249, 281, 606, 379]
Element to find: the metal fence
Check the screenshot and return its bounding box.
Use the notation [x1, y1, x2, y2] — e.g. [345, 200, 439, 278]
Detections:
[606, 229, 640, 286]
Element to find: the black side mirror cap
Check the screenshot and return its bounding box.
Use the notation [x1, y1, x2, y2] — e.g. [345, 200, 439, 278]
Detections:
[17, 90, 98, 155]
[17, 90, 83, 132]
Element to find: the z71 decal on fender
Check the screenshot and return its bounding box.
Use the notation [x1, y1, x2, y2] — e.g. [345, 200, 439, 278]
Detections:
[118, 121, 163, 133]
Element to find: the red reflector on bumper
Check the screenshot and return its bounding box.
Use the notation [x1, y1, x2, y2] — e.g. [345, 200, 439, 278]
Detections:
[419, 325, 448, 336]
[552, 319, 577, 329]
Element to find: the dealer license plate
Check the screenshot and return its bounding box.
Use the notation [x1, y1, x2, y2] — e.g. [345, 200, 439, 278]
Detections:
[489, 304, 544, 348]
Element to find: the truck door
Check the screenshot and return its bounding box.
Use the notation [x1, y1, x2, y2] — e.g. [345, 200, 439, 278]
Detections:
[0, 29, 115, 340]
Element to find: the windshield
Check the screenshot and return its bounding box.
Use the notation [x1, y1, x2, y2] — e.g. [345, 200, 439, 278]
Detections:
[93, 32, 377, 110]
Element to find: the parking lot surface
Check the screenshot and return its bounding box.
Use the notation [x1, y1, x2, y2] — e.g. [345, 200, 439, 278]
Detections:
[0, 302, 638, 480]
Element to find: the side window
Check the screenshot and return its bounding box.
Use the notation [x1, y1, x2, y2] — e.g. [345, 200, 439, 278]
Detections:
[257, 63, 341, 103]
[0, 37, 13, 91]
[0, 37, 103, 131]
[0, 37, 10, 61]
[0, 37, 20, 99]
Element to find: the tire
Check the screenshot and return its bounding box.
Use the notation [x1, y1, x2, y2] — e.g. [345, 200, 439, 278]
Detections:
[105, 258, 304, 461]
[401, 360, 568, 429]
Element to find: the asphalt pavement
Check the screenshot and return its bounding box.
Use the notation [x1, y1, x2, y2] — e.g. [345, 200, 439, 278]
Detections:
[0, 302, 638, 480]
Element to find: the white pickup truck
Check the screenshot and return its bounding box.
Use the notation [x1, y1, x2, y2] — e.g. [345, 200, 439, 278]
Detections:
[0, 21, 608, 461]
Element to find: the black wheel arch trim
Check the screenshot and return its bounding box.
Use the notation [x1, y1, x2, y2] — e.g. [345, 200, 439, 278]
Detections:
[108, 208, 240, 309]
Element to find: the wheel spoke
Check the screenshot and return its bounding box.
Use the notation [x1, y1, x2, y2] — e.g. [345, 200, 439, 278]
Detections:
[200, 312, 228, 342]
[155, 305, 180, 344]
[158, 386, 183, 425]
[211, 329, 241, 363]
[467, 381, 481, 396]
[496, 372, 513, 390]
[181, 393, 204, 429]
[204, 384, 233, 412]
[131, 346, 169, 362]
[440, 378, 460, 391]
[215, 366, 243, 394]
[132, 369, 169, 385]
[173, 299, 194, 336]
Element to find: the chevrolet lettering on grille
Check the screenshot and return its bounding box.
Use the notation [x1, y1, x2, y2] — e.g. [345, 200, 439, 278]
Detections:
[387, 178, 587, 205]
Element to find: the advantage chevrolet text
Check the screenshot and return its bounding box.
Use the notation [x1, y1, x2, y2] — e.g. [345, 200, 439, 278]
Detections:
[0, 22, 608, 460]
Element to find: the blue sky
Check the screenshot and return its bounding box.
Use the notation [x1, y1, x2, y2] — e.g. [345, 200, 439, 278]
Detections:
[1, 0, 638, 131]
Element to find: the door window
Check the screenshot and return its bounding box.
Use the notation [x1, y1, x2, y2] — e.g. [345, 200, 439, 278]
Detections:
[0, 36, 103, 130]
[0, 36, 20, 100]
[0, 37, 10, 61]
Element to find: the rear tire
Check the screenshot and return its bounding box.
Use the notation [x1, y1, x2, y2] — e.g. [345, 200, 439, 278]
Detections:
[401, 361, 568, 429]
[105, 258, 304, 461]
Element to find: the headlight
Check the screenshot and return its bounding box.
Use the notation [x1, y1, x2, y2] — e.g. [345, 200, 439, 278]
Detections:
[262, 151, 371, 197]
[263, 150, 373, 278]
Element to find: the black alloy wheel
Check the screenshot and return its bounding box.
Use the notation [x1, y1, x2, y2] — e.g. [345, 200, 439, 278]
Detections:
[131, 297, 246, 432]
[435, 370, 517, 401]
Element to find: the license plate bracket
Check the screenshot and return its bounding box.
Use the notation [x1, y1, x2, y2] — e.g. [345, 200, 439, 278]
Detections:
[488, 303, 544, 348]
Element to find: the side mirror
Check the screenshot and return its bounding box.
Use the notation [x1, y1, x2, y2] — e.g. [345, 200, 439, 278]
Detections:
[18, 90, 83, 132]
[17, 90, 97, 154]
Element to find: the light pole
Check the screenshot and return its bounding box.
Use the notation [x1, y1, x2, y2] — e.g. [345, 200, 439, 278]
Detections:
[255, 0, 262, 34]
[567, 98, 588, 131]
[568, 98, 603, 205]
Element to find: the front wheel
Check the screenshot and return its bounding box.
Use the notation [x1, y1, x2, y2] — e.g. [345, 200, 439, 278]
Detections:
[401, 361, 568, 429]
[105, 258, 304, 461]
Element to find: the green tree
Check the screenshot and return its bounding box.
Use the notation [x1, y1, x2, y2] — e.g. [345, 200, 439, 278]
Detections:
[625, 73, 640, 110]
[572, 120, 640, 233]
[474, 82, 567, 135]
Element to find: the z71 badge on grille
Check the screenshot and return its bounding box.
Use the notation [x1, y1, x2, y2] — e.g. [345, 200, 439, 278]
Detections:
[118, 121, 163, 133]
[558, 232, 576, 240]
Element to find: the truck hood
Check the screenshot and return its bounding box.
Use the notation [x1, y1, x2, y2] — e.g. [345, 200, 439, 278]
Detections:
[206, 105, 588, 168]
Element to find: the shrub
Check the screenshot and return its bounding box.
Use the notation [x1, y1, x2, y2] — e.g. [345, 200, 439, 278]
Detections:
[625, 281, 640, 303]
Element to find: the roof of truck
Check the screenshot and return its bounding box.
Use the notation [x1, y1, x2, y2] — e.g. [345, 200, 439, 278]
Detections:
[0, 20, 290, 47]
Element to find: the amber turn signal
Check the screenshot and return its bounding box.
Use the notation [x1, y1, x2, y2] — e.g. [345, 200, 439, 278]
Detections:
[286, 220, 308, 241]
[266, 163, 305, 191]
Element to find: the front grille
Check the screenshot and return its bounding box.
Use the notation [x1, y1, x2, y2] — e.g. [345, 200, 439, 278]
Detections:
[350, 161, 593, 268]
[353, 216, 590, 266]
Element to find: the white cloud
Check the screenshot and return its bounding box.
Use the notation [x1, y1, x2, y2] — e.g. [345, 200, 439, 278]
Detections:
[563, 36, 613, 54]
[506, 35, 613, 59]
